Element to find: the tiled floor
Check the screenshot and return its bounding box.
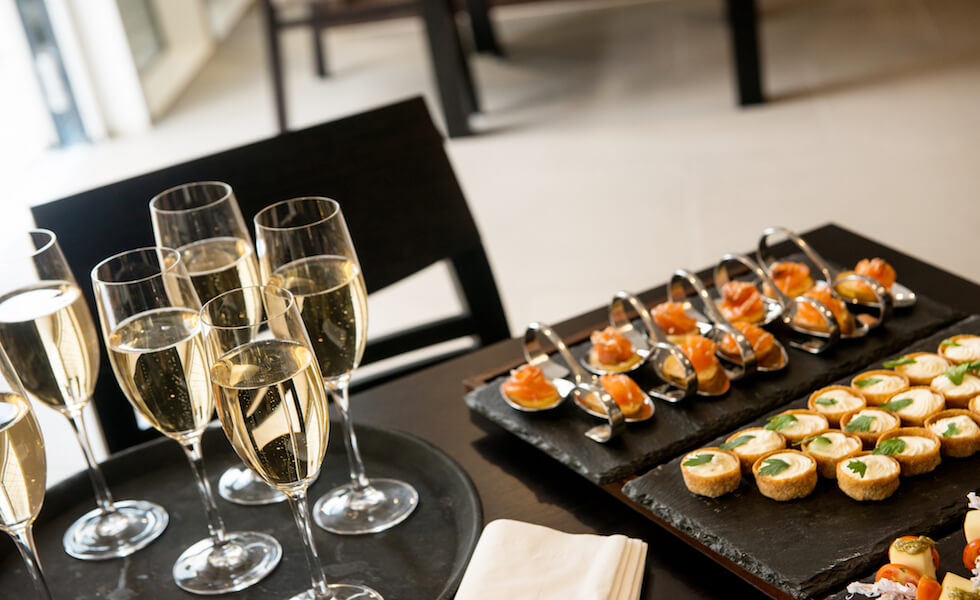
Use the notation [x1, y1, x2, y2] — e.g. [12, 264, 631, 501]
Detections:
[10, 0, 980, 483]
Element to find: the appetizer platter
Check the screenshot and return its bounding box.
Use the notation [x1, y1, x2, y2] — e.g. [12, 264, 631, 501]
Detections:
[621, 316, 980, 600]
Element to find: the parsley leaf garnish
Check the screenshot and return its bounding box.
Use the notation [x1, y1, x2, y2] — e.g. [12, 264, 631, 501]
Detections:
[845, 415, 875, 433]
[720, 435, 755, 451]
[846, 460, 867, 478]
[814, 397, 838, 406]
[765, 414, 798, 431]
[683, 454, 713, 467]
[758, 458, 790, 477]
[943, 422, 961, 438]
[880, 397, 913, 412]
[799, 434, 831, 448]
[855, 377, 882, 388]
[883, 357, 916, 368]
[940, 339, 961, 348]
[873, 438, 907, 456]
[946, 363, 972, 385]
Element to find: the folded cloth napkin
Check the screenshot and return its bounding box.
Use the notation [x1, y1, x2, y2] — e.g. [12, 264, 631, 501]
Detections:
[454, 519, 647, 600]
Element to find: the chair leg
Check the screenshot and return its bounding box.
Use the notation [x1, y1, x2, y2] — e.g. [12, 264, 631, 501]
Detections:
[311, 3, 329, 77]
[418, 0, 474, 137]
[261, 0, 288, 132]
[464, 0, 503, 57]
[725, 0, 764, 106]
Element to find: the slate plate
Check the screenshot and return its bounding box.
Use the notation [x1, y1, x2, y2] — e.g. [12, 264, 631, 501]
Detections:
[622, 315, 980, 600]
[464, 293, 960, 485]
[0, 424, 482, 600]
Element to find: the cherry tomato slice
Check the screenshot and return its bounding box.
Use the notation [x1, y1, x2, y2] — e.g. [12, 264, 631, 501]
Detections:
[875, 563, 921, 587]
[964, 539, 980, 571]
[917, 576, 941, 600]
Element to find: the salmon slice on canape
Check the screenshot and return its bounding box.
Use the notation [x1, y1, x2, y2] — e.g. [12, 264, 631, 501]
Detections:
[500, 364, 562, 411]
[718, 281, 766, 324]
[793, 285, 856, 336]
[836, 257, 896, 303]
[664, 335, 729, 395]
[587, 326, 643, 373]
[718, 321, 784, 370]
[764, 261, 814, 299]
[651, 301, 699, 344]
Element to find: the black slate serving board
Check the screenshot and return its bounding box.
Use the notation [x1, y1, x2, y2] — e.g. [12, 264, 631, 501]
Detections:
[622, 315, 980, 600]
[464, 293, 960, 485]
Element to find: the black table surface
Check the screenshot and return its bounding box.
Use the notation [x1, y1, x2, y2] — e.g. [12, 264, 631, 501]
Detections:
[351, 223, 979, 600]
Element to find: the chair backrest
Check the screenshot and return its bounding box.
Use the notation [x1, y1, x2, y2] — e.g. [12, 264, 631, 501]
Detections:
[32, 97, 509, 453]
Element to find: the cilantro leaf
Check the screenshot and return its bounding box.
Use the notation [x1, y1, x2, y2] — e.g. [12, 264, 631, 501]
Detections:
[758, 458, 790, 477]
[846, 460, 867, 478]
[943, 422, 961, 438]
[873, 438, 907, 456]
[855, 377, 882, 388]
[683, 454, 713, 467]
[814, 397, 838, 407]
[883, 357, 916, 368]
[765, 414, 799, 431]
[880, 397, 913, 412]
[720, 435, 755, 451]
[845, 415, 875, 433]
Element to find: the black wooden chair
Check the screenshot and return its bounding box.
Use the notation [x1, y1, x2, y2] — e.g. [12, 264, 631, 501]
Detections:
[32, 96, 510, 453]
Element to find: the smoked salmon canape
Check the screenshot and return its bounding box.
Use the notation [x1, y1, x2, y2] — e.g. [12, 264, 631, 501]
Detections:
[663, 335, 730, 395]
[500, 364, 562, 411]
[718, 321, 785, 371]
[763, 261, 815, 299]
[836, 257, 896, 303]
[792, 285, 856, 336]
[651, 301, 699, 345]
[587, 326, 643, 373]
[718, 280, 766, 325]
[578, 374, 649, 420]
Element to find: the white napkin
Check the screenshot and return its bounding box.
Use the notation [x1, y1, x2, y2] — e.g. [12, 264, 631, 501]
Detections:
[454, 519, 647, 600]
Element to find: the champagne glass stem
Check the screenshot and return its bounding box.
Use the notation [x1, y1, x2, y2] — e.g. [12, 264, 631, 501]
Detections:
[180, 439, 228, 544]
[8, 524, 54, 600]
[286, 489, 335, 600]
[66, 408, 116, 514]
[328, 381, 370, 491]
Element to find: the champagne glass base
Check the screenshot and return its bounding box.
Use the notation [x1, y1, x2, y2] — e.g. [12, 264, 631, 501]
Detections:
[173, 531, 282, 595]
[219, 466, 286, 505]
[313, 478, 418, 535]
[63, 499, 169, 560]
[288, 583, 383, 600]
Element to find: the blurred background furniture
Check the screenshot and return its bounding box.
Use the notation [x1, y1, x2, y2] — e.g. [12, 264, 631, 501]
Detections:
[32, 97, 510, 452]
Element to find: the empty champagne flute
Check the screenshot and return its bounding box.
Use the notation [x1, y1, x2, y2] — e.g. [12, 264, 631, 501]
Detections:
[254, 197, 418, 535]
[0, 343, 53, 600]
[0, 229, 168, 560]
[151, 181, 285, 506]
[92, 248, 281, 594]
[201, 285, 382, 600]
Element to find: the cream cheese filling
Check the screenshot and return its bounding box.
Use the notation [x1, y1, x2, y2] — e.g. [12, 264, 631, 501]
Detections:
[898, 354, 949, 380]
[857, 375, 907, 396]
[778, 414, 828, 437]
[842, 455, 900, 480]
[929, 415, 980, 438]
[684, 452, 739, 476]
[895, 435, 939, 456]
[805, 432, 861, 458]
[932, 374, 980, 398]
[732, 429, 784, 455]
[812, 389, 864, 413]
[760, 452, 813, 480]
[943, 337, 980, 363]
[850, 409, 900, 433]
[891, 389, 943, 419]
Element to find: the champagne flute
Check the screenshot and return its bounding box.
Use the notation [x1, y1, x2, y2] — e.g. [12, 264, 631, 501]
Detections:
[254, 197, 418, 535]
[201, 285, 381, 600]
[150, 181, 285, 506]
[0, 343, 53, 600]
[0, 229, 168, 560]
[92, 248, 282, 594]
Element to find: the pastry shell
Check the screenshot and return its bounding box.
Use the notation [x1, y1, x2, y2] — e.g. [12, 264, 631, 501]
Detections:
[802, 431, 863, 479]
[763, 409, 829, 444]
[807, 385, 867, 427]
[836, 451, 901, 501]
[924, 409, 980, 458]
[885, 386, 945, 427]
[875, 427, 942, 476]
[841, 408, 901, 448]
[931, 373, 980, 408]
[851, 370, 910, 405]
[680, 447, 742, 498]
[970, 395, 980, 419]
[752, 449, 817, 502]
[723, 427, 787, 473]
[938, 334, 980, 364]
[894, 352, 951, 386]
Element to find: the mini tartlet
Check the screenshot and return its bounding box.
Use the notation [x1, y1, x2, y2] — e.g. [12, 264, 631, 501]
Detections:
[938, 335, 980, 365]
[765, 261, 814, 299]
[501, 364, 561, 410]
[874, 427, 942, 476]
[891, 352, 951, 386]
[836, 451, 901, 501]
[762, 409, 829, 444]
[680, 448, 742, 498]
[851, 370, 910, 405]
[924, 409, 980, 458]
[588, 326, 643, 373]
[718, 281, 765, 324]
[722, 427, 786, 473]
[808, 386, 867, 427]
[879, 387, 945, 426]
[971, 395, 980, 419]
[931, 373, 980, 408]
[752, 449, 817, 501]
[793, 285, 856, 336]
[801, 430, 863, 479]
[841, 408, 901, 448]
[664, 335, 730, 395]
[651, 301, 698, 345]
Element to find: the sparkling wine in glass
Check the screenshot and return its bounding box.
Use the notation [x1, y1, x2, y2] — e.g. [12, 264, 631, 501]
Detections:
[201, 285, 382, 600]
[150, 181, 285, 506]
[92, 248, 281, 594]
[0, 229, 168, 560]
[0, 344, 53, 600]
[255, 197, 418, 535]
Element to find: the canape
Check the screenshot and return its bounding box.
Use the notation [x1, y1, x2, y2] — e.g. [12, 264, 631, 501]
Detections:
[879, 387, 945, 426]
[835, 258, 896, 303]
[808, 385, 867, 427]
[651, 301, 699, 345]
[836, 451, 901, 501]
[889, 352, 951, 386]
[588, 326, 643, 373]
[501, 364, 561, 410]
[841, 408, 902, 448]
[762, 409, 829, 445]
[663, 335, 730, 395]
[937, 334, 980, 365]
[680, 448, 742, 498]
[874, 427, 942, 476]
[721, 427, 787, 473]
[589, 374, 646, 418]
[752, 449, 818, 501]
[718, 281, 765, 324]
[851, 370, 910, 406]
[801, 430, 863, 479]
[931, 372, 980, 408]
[718, 321, 783, 370]
[764, 261, 814, 299]
[793, 285, 856, 335]
[924, 409, 980, 458]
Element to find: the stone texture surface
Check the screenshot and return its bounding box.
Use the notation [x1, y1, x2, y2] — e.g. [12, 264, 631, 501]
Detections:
[623, 315, 980, 600]
[465, 295, 961, 485]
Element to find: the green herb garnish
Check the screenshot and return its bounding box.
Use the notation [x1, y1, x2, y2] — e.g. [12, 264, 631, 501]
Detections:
[720, 435, 755, 451]
[941, 339, 961, 348]
[758, 458, 790, 477]
[765, 414, 799, 431]
[893, 536, 935, 555]
[845, 415, 875, 433]
[799, 434, 831, 449]
[846, 460, 867, 478]
[683, 454, 713, 467]
[873, 438, 907, 456]
[943, 422, 961, 438]
[945, 362, 980, 385]
[883, 357, 916, 368]
[813, 397, 838, 407]
[880, 397, 914, 412]
[855, 377, 883, 388]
